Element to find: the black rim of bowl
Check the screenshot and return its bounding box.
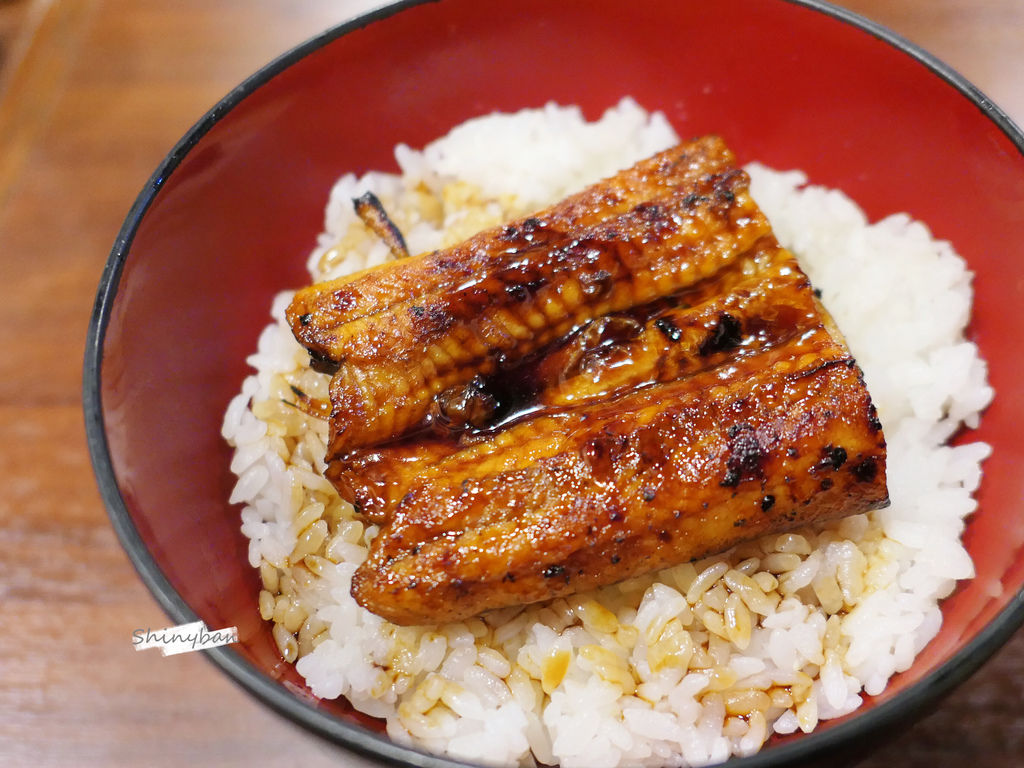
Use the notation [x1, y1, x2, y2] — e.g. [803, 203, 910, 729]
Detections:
[82, 1, 1024, 766]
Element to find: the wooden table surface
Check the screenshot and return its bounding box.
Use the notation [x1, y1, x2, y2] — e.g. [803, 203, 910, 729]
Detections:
[0, 1, 1020, 766]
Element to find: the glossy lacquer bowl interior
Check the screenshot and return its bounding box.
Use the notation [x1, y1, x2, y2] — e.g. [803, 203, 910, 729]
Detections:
[84, 0, 1024, 765]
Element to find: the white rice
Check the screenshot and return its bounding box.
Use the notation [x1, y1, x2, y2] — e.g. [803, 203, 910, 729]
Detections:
[222, 98, 993, 767]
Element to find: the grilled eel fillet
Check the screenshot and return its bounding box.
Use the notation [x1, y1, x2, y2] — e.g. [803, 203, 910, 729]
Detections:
[326, 240, 820, 524]
[288, 137, 889, 626]
[287, 136, 769, 457]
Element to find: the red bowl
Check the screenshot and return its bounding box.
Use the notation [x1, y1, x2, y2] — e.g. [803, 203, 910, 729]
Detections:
[84, 0, 1024, 765]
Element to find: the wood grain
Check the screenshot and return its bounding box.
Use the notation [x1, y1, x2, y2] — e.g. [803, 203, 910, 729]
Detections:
[0, 1, 1019, 766]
